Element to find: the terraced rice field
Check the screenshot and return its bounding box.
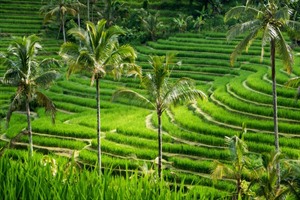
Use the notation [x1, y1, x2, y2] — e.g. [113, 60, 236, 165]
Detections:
[1, 0, 300, 195]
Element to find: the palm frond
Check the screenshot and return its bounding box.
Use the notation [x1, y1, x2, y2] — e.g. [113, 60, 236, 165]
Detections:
[105, 44, 137, 79]
[267, 23, 279, 40]
[36, 91, 56, 124]
[86, 21, 100, 47]
[43, 8, 60, 23]
[286, 20, 300, 32]
[3, 69, 21, 86]
[227, 19, 260, 41]
[106, 25, 125, 40]
[65, 7, 77, 16]
[230, 28, 259, 66]
[285, 77, 300, 88]
[142, 73, 157, 97]
[77, 50, 95, 71]
[67, 28, 87, 43]
[276, 30, 293, 74]
[6, 92, 23, 128]
[224, 6, 259, 22]
[39, 58, 60, 69]
[149, 55, 169, 90]
[111, 88, 154, 108]
[60, 42, 80, 60]
[162, 78, 206, 111]
[211, 160, 234, 180]
[123, 63, 142, 79]
[34, 71, 59, 88]
[275, 6, 292, 21]
[165, 51, 178, 67]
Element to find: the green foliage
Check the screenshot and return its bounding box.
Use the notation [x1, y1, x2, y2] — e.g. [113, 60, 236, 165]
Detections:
[31, 119, 96, 138]
[19, 135, 88, 150]
[0, 153, 224, 199]
[5, 114, 27, 138]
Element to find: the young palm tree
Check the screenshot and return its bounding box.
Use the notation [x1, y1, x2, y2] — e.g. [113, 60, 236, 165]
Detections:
[141, 12, 164, 41]
[40, 0, 84, 42]
[250, 151, 289, 200]
[224, 0, 300, 183]
[211, 127, 253, 200]
[1, 35, 59, 157]
[112, 53, 206, 177]
[59, 19, 140, 174]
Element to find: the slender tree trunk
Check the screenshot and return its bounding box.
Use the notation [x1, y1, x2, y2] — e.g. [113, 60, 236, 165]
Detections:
[62, 15, 66, 43]
[234, 178, 242, 200]
[26, 97, 33, 157]
[271, 39, 280, 187]
[91, 4, 94, 23]
[87, 0, 90, 21]
[157, 110, 162, 178]
[77, 2, 81, 28]
[57, 24, 62, 40]
[96, 78, 101, 175]
[77, 3, 81, 46]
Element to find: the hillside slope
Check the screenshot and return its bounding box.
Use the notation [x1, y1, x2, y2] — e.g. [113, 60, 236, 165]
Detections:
[1, 0, 300, 197]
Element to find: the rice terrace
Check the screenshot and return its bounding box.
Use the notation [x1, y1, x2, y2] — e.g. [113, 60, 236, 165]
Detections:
[1, 0, 300, 199]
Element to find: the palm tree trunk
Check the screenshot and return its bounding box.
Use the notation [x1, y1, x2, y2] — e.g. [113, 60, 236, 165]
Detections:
[25, 97, 33, 157]
[91, 4, 94, 23]
[235, 178, 242, 200]
[96, 78, 101, 175]
[77, 1, 81, 28]
[157, 110, 162, 178]
[271, 39, 280, 187]
[62, 15, 66, 43]
[77, 4, 81, 47]
[87, 0, 90, 21]
[57, 24, 62, 40]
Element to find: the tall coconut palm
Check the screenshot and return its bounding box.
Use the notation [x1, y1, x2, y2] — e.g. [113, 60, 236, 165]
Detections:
[40, 0, 84, 42]
[59, 19, 140, 174]
[112, 53, 206, 177]
[224, 0, 300, 183]
[0, 35, 59, 157]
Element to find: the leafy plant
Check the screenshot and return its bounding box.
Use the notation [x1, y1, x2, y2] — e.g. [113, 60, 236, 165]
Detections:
[112, 53, 206, 177]
[1, 35, 59, 157]
[60, 19, 140, 174]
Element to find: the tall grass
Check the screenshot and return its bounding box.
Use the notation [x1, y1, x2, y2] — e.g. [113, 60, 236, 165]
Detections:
[0, 153, 227, 199]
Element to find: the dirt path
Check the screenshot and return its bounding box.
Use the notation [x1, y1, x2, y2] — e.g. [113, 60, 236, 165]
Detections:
[210, 93, 300, 123]
[191, 103, 300, 138]
[227, 83, 300, 111]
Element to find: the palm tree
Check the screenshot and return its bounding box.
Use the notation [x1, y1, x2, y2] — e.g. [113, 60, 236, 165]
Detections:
[249, 151, 290, 200]
[112, 53, 206, 177]
[224, 0, 300, 183]
[59, 19, 140, 174]
[281, 159, 300, 199]
[141, 12, 164, 41]
[211, 127, 254, 200]
[0, 35, 59, 157]
[40, 0, 84, 42]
